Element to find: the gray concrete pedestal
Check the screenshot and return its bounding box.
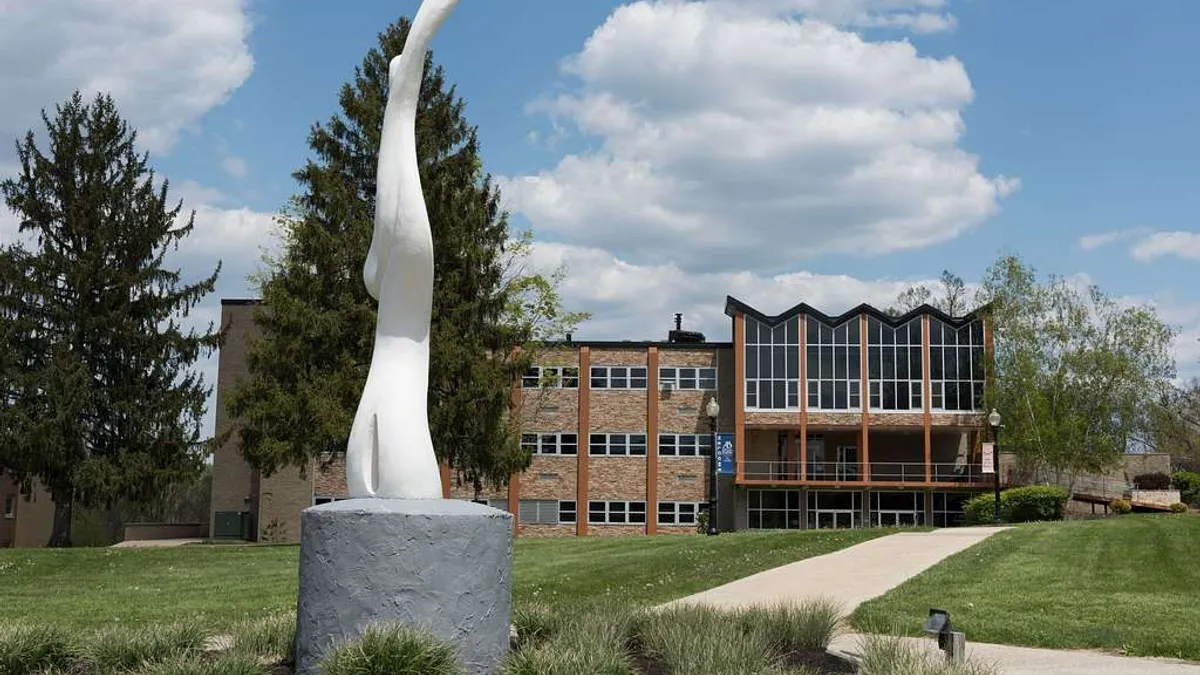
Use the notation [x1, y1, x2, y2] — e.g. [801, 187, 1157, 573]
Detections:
[293, 498, 513, 675]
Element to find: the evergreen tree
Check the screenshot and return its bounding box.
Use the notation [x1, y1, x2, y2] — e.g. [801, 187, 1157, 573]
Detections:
[226, 17, 587, 495]
[0, 92, 220, 546]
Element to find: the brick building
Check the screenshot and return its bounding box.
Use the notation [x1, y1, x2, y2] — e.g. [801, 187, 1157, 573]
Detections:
[209, 296, 999, 541]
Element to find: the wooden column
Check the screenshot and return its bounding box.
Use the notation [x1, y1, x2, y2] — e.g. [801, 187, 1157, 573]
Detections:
[799, 314, 808, 481]
[509, 360, 523, 535]
[922, 314, 932, 483]
[646, 346, 659, 535]
[859, 313, 870, 481]
[734, 313, 746, 483]
[577, 346, 591, 536]
[439, 463, 451, 498]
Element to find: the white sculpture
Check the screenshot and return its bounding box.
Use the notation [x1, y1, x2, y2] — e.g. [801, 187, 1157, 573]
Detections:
[346, 0, 460, 500]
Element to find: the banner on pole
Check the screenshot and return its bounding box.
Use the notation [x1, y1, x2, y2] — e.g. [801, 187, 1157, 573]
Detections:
[981, 442, 995, 474]
[716, 433, 735, 475]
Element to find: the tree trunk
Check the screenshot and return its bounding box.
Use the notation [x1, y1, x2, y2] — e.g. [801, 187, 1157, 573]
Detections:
[46, 490, 73, 548]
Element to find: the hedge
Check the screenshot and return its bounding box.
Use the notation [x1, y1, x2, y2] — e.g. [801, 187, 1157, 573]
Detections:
[1172, 471, 1200, 507]
[963, 486, 1069, 525]
[1131, 472, 1173, 490]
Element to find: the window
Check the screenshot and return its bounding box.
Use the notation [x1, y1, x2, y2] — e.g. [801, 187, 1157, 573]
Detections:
[659, 367, 717, 390]
[520, 432, 578, 455]
[521, 366, 579, 388]
[472, 498, 509, 511]
[929, 318, 986, 411]
[588, 500, 647, 524]
[745, 316, 801, 410]
[931, 493, 969, 527]
[866, 317, 923, 411]
[589, 433, 647, 456]
[312, 496, 348, 506]
[658, 501, 701, 525]
[747, 489, 801, 529]
[3, 495, 15, 519]
[657, 433, 713, 457]
[519, 500, 575, 525]
[590, 366, 648, 389]
[806, 317, 861, 410]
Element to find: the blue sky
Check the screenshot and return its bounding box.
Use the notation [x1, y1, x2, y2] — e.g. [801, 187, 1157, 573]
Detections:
[1, 0, 1198, 438]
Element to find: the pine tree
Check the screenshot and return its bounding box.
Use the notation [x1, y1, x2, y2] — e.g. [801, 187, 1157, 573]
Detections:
[0, 92, 220, 546]
[226, 17, 587, 495]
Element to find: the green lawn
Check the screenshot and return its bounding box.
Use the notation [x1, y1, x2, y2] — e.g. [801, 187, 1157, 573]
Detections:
[851, 514, 1200, 660]
[0, 528, 890, 630]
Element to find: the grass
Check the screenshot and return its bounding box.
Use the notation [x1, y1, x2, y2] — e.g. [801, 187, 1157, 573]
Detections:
[851, 514, 1200, 660]
[0, 528, 891, 630]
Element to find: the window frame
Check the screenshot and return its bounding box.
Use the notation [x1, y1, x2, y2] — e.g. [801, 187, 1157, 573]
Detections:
[588, 432, 648, 456]
[657, 501, 701, 526]
[520, 432, 579, 456]
[745, 316, 801, 411]
[590, 366, 648, 390]
[928, 318, 986, 412]
[659, 366, 717, 391]
[587, 500, 647, 524]
[866, 317, 924, 412]
[521, 366, 580, 389]
[657, 433, 713, 457]
[805, 317, 861, 411]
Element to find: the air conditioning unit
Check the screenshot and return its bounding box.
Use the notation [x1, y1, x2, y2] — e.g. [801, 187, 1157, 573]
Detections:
[660, 381, 675, 392]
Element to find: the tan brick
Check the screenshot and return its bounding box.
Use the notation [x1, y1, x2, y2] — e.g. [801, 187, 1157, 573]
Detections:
[656, 527, 698, 535]
[588, 525, 646, 537]
[531, 347, 580, 368]
[312, 456, 347, 499]
[745, 411, 800, 426]
[518, 524, 576, 538]
[590, 349, 648, 367]
[657, 459, 709, 501]
[210, 302, 259, 538]
[807, 412, 861, 427]
[447, 478, 507, 501]
[588, 458, 647, 500]
[520, 457, 578, 500]
[590, 391, 647, 431]
[659, 349, 719, 368]
[869, 412, 924, 427]
[657, 391, 709, 434]
[930, 412, 986, 427]
[257, 465, 310, 543]
[517, 389, 579, 431]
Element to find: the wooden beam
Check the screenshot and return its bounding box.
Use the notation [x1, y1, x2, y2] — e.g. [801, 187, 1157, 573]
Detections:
[799, 314, 808, 481]
[923, 313, 932, 483]
[646, 346, 659, 535]
[734, 313, 746, 484]
[577, 346, 590, 536]
[859, 313, 869, 481]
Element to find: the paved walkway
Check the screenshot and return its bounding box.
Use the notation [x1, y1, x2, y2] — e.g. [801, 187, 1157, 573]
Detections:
[110, 538, 204, 548]
[665, 527, 1200, 674]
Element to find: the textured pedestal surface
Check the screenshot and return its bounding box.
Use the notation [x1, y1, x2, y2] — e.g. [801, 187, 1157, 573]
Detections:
[294, 499, 513, 675]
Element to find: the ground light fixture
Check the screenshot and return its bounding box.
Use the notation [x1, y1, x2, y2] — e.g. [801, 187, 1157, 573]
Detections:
[922, 608, 965, 662]
[988, 408, 1002, 524]
[705, 397, 720, 535]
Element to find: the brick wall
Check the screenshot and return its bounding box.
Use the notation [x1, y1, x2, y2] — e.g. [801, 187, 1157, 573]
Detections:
[657, 458, 708, 501]
[0, 475, 18, 547]
[588, 525, 645, 537]
[209, 301, 259, 538]
[13, 481, 54, 548]
[257, 464, 311, 543]
[312, 456, 348, 500]
[588, 458, 647, 501]
[519, 524, 576, 538]
[521, 457, 578, 499]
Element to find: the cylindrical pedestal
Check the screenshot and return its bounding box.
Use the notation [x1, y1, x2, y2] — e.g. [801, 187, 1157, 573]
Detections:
[294, 498, 513, 675]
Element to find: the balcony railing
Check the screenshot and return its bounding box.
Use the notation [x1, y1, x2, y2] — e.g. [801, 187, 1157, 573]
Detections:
[738, 461, 990, 484]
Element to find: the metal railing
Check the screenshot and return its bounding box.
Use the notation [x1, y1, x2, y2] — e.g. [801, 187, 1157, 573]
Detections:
[738, 460, 990, 483]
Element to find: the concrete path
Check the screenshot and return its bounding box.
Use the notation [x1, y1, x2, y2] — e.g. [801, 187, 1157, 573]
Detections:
[109, 538, 204, 548]
[665, 527, 1200, 674]
[663, 527, 1004, 613]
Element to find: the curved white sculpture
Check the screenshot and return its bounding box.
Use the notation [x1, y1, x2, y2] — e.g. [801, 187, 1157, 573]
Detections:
[346, 0, 460, 499]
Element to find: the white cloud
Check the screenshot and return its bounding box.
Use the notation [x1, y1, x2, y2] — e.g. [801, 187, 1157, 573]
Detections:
[0, 0, 254, 155]
[1130, 231, 1200, 262]
[221, 156, 249, 179]
[1078, 227, 1150, 251]
[715, 0, 957, 33]
[499, 1, 1017, 273]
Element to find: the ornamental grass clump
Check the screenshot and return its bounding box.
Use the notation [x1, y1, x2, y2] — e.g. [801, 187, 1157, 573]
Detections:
[318, 624, 463, 675]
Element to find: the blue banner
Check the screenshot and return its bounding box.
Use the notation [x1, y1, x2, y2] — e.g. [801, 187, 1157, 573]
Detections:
[716, 432, 735, 475]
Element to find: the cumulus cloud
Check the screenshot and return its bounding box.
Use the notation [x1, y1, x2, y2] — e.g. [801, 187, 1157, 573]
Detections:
[714, 0, 957, 33]
[1130, 231, 1200, 262]
[1077, 228, 1150, 251]
[0, 0, 254, 155]
[221, 156, 249, 179]
[499, 1, 1017, 273]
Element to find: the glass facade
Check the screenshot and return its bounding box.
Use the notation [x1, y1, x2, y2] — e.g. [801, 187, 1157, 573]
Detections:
[866, 317, 924, 411]
[744, 315, 801, 410]
[805, 317, 861, 411]
[929, 317, 986, 411]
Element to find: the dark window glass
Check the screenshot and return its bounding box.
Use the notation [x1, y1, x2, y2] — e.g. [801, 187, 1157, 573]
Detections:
[772, 346, 786, 378]
[746, 320, 760, 344]
[930, 347, 944, 379]
[678, 369, 696, 389]
[930, 322, 943, 345]
[745, 346, 758, 378]
[786, 317, 799, 344]
[660, 367, 676, 383]
[746, 381, 757, 408]
[759, 381, 772, 409]
[820, 381, 834, 408]
[973, 382, 984, 410]
[882, 348, 895, 379]
[806, 346, 819, 378]
[896, 347, 909, 380]
[806, 317, 819, 344]
[849, 317, 861, 344]
[883, 381, 896, 409]
[819, 347, 833, 379]
[820, 324, 834, 344]
[881, 326, 894, 346]
[896, 382, 910, 410]
[834, 381, 847, 408]
[787, 382, 799, 408]
[771, 322, 785, 345]
[957, 349, 971, 383]
[759, 348, 772, 379]
[630, 367, 647, 388]
[971, 347, 985, 380]
[944, 382, 959, 410]
[773, 381, 786, 409]
[834, 323, 847, 344]
[910, 347, 922, 376]
[834, 346, 847, 379]
[786, 346, 799, 378]
[867, 346, 880, 379]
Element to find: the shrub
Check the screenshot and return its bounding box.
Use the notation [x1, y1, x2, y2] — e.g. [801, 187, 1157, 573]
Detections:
[320, 624, 463, 675]
[736, 599, 844, 654]
[1169, 502, 1189, 514]
[1172, 471, 1200, 506]
[0, 623, 76, 675]
[503, 604, 637, 675]
[1109, 499, 1132, 515]
[963, 486, 1068, 525]
[857, 634, 999, 675]
[1132, 472, 1173, 490]
[511, 603, 563, 649]
[230, 611, 295, 662]
[637, 605, 778, 675]
[82, 620, 211, 674]
[135, 652, 269, 675]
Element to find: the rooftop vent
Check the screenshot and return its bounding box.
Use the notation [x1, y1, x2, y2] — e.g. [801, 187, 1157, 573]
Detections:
[668, 313, 705, 343]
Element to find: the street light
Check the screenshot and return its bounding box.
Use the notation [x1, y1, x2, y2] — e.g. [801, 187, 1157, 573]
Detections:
[988, 408, 1002, 524]
[705, 397, 720, 536]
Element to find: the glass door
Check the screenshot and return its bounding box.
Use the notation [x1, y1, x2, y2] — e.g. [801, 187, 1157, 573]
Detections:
[835, 445, 858, 481]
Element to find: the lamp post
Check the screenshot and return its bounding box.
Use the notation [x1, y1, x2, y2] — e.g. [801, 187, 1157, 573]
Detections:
[988, 408, 1002, 524]
[705, 397, 720, 536]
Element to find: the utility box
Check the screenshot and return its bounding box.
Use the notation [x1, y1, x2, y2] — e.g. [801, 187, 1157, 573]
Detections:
[214, 511, 251, 540]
